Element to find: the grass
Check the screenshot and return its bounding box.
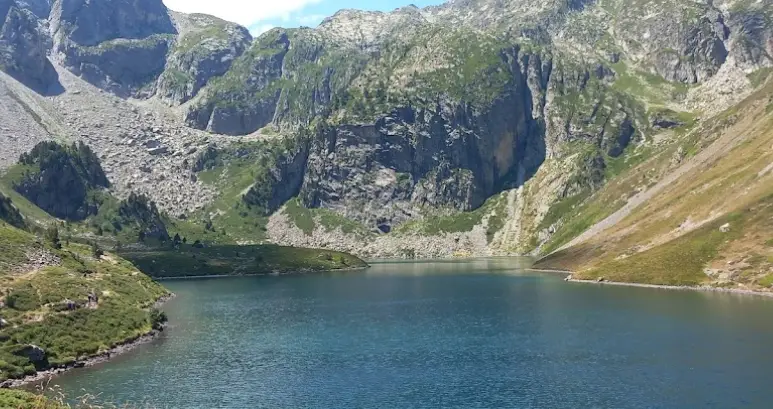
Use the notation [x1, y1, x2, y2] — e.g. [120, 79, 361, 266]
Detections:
[283, 198, 372, 237]
[748, 67, 773, 88]
[0, 389, 64, 409]
[575, 214, 744, 285]
[0, 386, 149, 408]
[0, 221, 169, 382]
[284, 199, 315, 235]
[396, 194, 506, 237]
[121, 244, 368, 278]
[0, 165, 56, 225]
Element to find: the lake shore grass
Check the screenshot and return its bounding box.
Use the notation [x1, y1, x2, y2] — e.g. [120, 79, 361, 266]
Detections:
[529, 268, 773, 297]
[3, 294, 174, 389]
[121, 244, 369, 279]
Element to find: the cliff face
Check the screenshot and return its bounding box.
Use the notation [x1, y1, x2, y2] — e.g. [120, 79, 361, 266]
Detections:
[156, 13, 252, 105]
[49, 0, 175, 47]
[1, 0, 773, 265]
[0, 0, 57, 91]
[48, 0, 176, 96]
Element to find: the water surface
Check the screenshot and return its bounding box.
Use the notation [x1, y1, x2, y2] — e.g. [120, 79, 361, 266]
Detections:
[50, 259, 773, 408]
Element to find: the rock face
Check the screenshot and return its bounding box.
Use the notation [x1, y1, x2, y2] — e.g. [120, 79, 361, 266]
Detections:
[157, 13, 251, 104]
[0, 0, 57, 91]
[49, 0, 175, 47]
[1, 0, 773, 259]
[185, 29, 292, 135]
[298, 87, 547, 228]
[49, 0, 177, 96]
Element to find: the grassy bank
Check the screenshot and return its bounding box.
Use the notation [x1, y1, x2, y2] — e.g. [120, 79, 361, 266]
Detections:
[0, 221, 169, 384]
[121, 244, 368, 278]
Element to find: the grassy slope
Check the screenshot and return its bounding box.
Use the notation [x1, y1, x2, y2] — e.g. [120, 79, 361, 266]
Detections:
[536, 81, 773, 287]
[122, 243, 367, 278]
[0, 221, 169, 382]
[1, 147, 368, 278]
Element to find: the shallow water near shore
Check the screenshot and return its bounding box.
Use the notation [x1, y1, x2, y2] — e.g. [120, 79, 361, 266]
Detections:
[48, 258, 773, 408]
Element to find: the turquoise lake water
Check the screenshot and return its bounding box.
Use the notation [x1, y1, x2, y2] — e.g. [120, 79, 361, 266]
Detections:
[49, 258, 773, 408]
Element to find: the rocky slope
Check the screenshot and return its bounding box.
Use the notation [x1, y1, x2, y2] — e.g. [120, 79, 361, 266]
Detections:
[0, 0, 771, 284]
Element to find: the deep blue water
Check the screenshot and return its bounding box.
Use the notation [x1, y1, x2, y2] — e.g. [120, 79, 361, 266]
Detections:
[49, 259, 773, 408]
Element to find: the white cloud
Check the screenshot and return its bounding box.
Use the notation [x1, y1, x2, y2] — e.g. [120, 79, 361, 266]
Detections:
[162, 0, 322, 28]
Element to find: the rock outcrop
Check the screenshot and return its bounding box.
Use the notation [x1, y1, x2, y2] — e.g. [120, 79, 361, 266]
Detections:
[157, 13, 251, 104]
[49, 0, 177, 96]
[0, 0, 772, 261]
[0, 0, 58, 91]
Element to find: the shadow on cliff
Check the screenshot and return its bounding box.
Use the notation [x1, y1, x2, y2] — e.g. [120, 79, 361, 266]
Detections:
[5, 63, 65, 97]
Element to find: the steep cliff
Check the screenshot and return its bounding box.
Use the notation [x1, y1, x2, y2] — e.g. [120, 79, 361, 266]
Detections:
[0, 0, 57, 91]
[1, 0, 773, 278]
[49, 0, 177, 96]
[156, 13, 251, 104]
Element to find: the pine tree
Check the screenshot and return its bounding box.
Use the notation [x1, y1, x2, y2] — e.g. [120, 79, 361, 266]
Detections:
[45, 224, 61, 249]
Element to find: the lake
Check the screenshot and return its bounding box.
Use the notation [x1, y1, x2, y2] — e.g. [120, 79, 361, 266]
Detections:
[49, 258, 773, 408]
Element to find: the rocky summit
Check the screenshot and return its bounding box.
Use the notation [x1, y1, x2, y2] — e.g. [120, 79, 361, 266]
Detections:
[1, 0, 773, 286]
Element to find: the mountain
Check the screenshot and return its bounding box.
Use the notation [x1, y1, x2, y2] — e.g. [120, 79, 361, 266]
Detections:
[0, 0, 771, 288]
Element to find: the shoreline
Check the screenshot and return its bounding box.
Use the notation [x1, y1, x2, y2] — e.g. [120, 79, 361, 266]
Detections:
[2, 293, 176, 389]
[154, 266, 370, 281]
[529, 268, 773, 298]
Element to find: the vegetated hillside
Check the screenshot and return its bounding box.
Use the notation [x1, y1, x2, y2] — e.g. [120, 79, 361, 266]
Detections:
[0, 0, 772, 280]
[0, 142, 369, 279]
[175, 0, 773, 261]
[536, 80, 773, 289]
[12, 141, 108, 221]
[0, 219, 169, 384]
[0, 191, 24, 229]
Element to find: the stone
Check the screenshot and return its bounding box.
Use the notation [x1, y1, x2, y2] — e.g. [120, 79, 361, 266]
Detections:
[22, 344, 46, 363]
[148, 146, 168, 155]
[720, 223, 731, 233]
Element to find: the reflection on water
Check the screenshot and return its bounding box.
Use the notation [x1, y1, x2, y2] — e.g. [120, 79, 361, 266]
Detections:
[47, 258, 773, 409]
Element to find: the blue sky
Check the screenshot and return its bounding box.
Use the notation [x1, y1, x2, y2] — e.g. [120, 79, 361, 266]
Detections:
[163, 0, 446, 36]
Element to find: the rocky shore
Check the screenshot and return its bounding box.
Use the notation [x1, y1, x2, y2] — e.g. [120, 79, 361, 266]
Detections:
[537, 270, 773, 298]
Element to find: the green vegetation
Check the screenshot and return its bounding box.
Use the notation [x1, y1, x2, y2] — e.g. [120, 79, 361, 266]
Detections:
[577, 214, 744, 285]
[0, 389, 64, 409]
[13, 142, 108, 221]
[283, 198, 372, 236]
[0, 387, 144, 408]
[396, 194, 507, 240]
[122, 244, 368, 278]
[748, 67, 773, 88]
[0, 191, 25, 229]
[189, 140, 295, 243]
[81, 34, 174, 54]
[0, 221, 169, 382]
[88, 193, 169, 242]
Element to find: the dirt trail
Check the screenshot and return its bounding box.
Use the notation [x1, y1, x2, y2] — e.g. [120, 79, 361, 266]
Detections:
[559, 119, 754, 252]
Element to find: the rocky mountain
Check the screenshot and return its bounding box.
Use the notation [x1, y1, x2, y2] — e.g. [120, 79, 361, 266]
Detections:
[0, 0, 57, 91]
[0, 0, 772, 287]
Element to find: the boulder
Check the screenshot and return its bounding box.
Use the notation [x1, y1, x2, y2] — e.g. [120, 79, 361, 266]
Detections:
[22, 344, 46, 363]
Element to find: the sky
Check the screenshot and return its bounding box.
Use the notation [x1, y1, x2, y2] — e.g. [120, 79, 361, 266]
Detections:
[162, 0, 446, 36]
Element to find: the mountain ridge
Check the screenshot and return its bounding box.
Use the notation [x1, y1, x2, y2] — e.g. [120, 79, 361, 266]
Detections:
[0, 0, 771, 287]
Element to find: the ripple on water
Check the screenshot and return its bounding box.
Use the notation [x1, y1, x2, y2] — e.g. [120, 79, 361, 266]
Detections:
[49, 259, 773, 409]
